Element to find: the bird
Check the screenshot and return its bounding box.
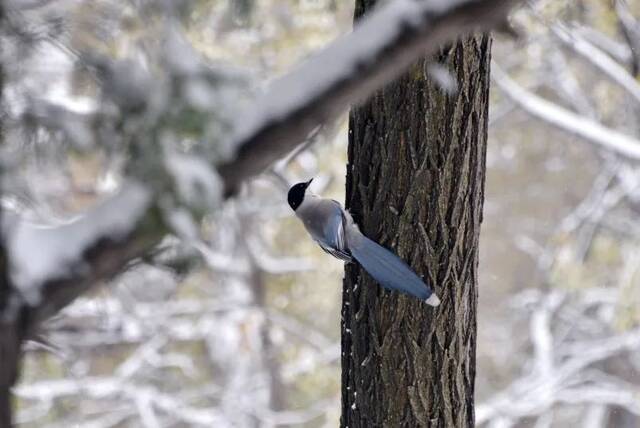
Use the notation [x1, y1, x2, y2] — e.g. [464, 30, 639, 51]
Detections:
[287, 179, 440, 306]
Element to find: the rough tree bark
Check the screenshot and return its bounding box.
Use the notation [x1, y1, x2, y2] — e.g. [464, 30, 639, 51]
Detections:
[341, 1, 491, 426]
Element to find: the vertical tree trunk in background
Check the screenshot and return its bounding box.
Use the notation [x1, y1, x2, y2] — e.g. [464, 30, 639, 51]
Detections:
[341, 1, 491, 426]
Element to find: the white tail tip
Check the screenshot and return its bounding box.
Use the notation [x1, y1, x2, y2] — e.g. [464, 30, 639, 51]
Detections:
[425, 293, 441, 307]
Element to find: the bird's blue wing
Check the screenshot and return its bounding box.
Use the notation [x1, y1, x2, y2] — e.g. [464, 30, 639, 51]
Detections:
[314, 200, 351, 262]
[316, 239, 352, 262]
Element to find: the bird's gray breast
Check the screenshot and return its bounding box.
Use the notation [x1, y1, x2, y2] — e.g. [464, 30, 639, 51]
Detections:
[297, 198, 344, 247]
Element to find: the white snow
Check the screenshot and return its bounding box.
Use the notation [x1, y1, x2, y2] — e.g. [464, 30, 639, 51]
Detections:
[426, 63, 458, 95]
[7, 182, 151, 305]
[229, 0, 472, 148]
[165, 152, 222, 210]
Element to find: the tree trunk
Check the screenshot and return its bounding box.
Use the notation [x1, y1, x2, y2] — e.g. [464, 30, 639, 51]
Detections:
[341, 1, 491, 426]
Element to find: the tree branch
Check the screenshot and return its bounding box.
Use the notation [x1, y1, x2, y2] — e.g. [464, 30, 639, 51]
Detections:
[551, 24, 640, 104]
[615, 0, 640, 77]
[492, 62, 640, 160]
[218, 0, 518, 194]
[7, 0, 520, 334]
[6, 183, 163, 329]
[574, 25, 633, 65]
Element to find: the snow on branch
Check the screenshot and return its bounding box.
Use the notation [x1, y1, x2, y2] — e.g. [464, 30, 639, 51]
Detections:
[6, 182, 161, 326]
[6, 0, 519, 330]
[492, 63, 640, 160]
[14, 377, 228, 426]
[477, 289, 640, 425]
[574, 25, 634, 65]
[551, 24, 640, 105]
[218, 0, 517, 194]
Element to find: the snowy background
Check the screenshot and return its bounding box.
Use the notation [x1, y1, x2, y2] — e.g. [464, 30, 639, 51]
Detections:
[3, 0, 640, 427]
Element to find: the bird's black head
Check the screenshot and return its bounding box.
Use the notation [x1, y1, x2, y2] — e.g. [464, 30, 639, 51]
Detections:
[288, 179, 313, 211]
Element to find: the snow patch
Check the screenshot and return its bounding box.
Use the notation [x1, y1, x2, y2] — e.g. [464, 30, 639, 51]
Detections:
[7, 182, 151, 305]
[230, 0, 470, 147]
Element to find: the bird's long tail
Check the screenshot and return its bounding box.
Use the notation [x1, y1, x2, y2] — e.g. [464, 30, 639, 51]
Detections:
[343, 211, 440, 306]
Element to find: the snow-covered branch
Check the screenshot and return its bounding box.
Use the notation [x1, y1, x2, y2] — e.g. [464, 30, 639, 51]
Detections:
[551, 24, 640, 105]
[492, 63, 640, 160]
[218, 0, 517, 194]
[6, 182, 162, 327]
[574, 25, 633, 65]
[615, 0, 640, 76]
[14, 377, 228, 426]
[6, 0, 519, 333]
[477, 292, 640, 425]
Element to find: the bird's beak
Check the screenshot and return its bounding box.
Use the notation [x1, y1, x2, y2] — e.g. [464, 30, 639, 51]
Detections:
[306, 178, 314, 187]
